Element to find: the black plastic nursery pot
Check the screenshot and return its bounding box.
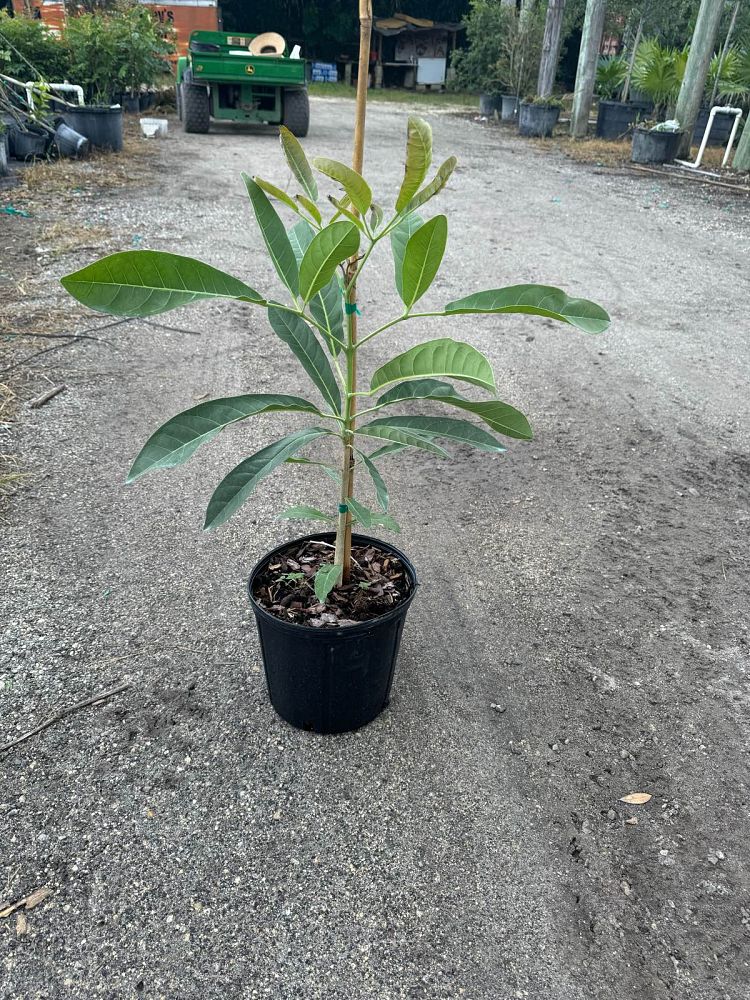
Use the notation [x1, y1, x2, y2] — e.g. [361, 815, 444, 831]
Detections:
[63, 106, 123, 152]
[595, 99, 651, 140]
[12, 125, 48, 161]
[631, 127, 683, 164]
[518, 102, 560, 138]
[248, 532, 419, 735]
[479, 93, 501, 117]
[692, 106, 736, 146]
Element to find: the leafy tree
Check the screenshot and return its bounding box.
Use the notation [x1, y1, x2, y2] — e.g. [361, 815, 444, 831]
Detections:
[0, 10, 69, 80]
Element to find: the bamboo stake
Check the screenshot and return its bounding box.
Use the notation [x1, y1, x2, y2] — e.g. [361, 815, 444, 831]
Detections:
[335, 0, 372, 582]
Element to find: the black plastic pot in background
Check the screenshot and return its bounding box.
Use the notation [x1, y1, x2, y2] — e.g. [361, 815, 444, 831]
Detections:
[248, 532, 419, 734]
[63, 106, 123, 152]
[139, 92, 155, 112]
[12, 124, 48, 161]
[518, 102, 560, 137]
[500, 94, 519, 120]
[122, 94, 140, 114]
[631, 128, 683, 164]
[595, 99, 651, 140]
[53, 120, 90, 159]
[479, 93, 501, 117]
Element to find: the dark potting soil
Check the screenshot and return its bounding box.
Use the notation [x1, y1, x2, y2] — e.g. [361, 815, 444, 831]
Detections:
[252, 540, 411, 628]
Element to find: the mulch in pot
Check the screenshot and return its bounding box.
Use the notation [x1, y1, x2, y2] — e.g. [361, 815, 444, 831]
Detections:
[252, 539, 411, 628]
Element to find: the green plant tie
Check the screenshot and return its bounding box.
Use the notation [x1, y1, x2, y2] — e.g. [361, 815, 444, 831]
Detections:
[344, 302, 361, 315]
[338, 503, 348, 513]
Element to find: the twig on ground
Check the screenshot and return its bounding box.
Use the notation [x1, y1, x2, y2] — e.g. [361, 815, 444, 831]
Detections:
[28, 384, 66, 409]
[0, 318, 131, 377]
[0, 682, 130, 755]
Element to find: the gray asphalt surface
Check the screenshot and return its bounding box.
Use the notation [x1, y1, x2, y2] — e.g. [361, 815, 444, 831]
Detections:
[2, 99, 750, 1000]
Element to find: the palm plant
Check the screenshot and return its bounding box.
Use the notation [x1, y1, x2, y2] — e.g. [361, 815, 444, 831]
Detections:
[707, 47, 750, 104]
[595, 55, 628, 101]
[60, 118, 609, 601]
[631, 38, 686, 119]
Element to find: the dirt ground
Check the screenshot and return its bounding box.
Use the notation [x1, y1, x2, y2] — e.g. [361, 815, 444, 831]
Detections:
[1, 99, 750, 999]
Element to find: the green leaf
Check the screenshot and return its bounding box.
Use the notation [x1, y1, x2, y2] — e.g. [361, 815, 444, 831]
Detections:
[444, 284, 611, 334]
[356, 420, 451, 458]
[295, 193, 322, 226]
[285, 456, 341, 483]
[327, 195, 366, 232]
[242, 173, 299, 296]
[288, 220, 345, 355]
[252, 176, 300, 216]
[366, 442, 409, 461]
[128, 393, 324, 482]
[376, 378, 533, 440]
[313, 156, 372, 215]
[400, 214, 447, 308]
[390, 212, 424, 300]
[204, 427, 330, 529]
[345, 496, 373, 528]
[277, 505, 333, 522]
[279, 125, 318, 201]
[369, 203, 384, 232]
[315, 561, 342, 603]
[402, 156, 457, 215]
[357, 451, 389, 511]
[267, 306, 342, 414]
[362, 415, 506, 453]
[395, 116, 433, 212]
[60, 250, 265, 318]
[299, 221, 360, 301]
[368, 512, 401, 534]
[370, 338, 496, 394]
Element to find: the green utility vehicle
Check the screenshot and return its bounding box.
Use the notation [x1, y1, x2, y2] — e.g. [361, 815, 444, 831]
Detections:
[176, 31, 309, 137]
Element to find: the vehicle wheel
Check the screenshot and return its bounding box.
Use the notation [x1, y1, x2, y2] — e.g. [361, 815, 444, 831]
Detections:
[182, 71, 210, 134]
[176, 82, 182, 121]
[282, 88, 309, 137]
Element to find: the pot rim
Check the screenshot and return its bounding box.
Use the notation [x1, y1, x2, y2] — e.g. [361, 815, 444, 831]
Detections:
[248, 531, 419, 637]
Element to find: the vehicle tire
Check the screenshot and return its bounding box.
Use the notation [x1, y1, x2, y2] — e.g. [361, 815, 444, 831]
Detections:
[182, 69, 210, 134]
[282, 88, 309, 137]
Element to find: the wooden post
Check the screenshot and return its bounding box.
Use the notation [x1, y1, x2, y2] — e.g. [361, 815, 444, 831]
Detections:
[570, 0, 607, 138]
[733, 115, 750, 171]
[537, 0, 566, 100]
[335, 0, 372, 581]
[674, 0, 725, 159]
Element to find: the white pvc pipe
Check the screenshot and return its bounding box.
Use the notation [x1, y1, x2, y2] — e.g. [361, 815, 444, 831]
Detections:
[25, 82, 85, 111]
[690, 106, 742, 169]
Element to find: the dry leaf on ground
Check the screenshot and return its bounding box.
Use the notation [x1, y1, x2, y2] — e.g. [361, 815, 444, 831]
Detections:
[619, 792, 652, 805]
[16, 912, 28, 936]
[23, 887, 52, 910]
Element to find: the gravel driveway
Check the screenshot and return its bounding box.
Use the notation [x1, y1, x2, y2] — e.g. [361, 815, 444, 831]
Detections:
[2, 98, 749, 1000]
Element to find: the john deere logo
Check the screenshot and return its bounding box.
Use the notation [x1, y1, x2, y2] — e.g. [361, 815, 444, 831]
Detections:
[245, 65, 255, 75]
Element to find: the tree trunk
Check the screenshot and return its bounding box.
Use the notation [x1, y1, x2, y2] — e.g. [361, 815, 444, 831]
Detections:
[570, 0, 606, 138]
[537, 0, 566, 99]
[733, 116, 750, 172]
[674, 0, 725, 158]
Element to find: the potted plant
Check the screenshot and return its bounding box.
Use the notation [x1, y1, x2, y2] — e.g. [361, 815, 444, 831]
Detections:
[115, 4, 174, 115]
[518, 95, 563, 137]
[594, 54, 650, 140]
[692, 48, 749, 146]
[631, 118, 683, 164]
[62, 13, 124, 150]
[60, 115, 609, 733]
[630, 38, 686, 121]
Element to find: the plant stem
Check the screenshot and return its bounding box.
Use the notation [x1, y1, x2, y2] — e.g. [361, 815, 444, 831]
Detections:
[334, 0, 372, 582]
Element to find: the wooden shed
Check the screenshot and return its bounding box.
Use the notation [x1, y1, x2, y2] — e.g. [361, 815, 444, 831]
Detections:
[372, 12, 463, 90]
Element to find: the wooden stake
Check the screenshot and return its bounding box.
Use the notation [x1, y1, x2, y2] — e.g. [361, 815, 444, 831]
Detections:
[334, 0, 372, 582]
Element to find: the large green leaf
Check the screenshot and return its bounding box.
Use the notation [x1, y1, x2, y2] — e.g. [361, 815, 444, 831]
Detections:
[376, 378, 533, 440]
[312, 157, 372, 215]
[267, 306, 342, 414]
[60, 250, 265, 318]
[370, 338, 496, 394]
[204, 427, 330, 529]
[362, 415, 506, 453]
[356, 420, 450, 458]
[390, 213, 424, 300]
[288, 219, 344, 356]
[252, 176, 300, 216]
[128, 393, 323, 482]
[395, 116, 433, 212]
[345, 496, 375, 529]
[400, 214, 448, 308]
[243, 174, 299, 296]
[315, 562, 342, 603]
[402, 156, 457, 215]
[299, 221, 360, 301]
[444, 284, 610, 334]
[279, 125, 318, 202]
[277, 505, 333, 522]
[357, 451, 389, 511]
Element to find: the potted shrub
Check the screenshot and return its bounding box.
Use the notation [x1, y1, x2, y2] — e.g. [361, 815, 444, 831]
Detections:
[115, 4, 174, 115]
[61, 117, 609, 733]
[631, 118, 683, 164]
[62, 12, 124, 150]
[518, 95, 563, 137]
[594, 54, 650, 140]
[630, 38, 686, 121]
[692, 48, 749, 146]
